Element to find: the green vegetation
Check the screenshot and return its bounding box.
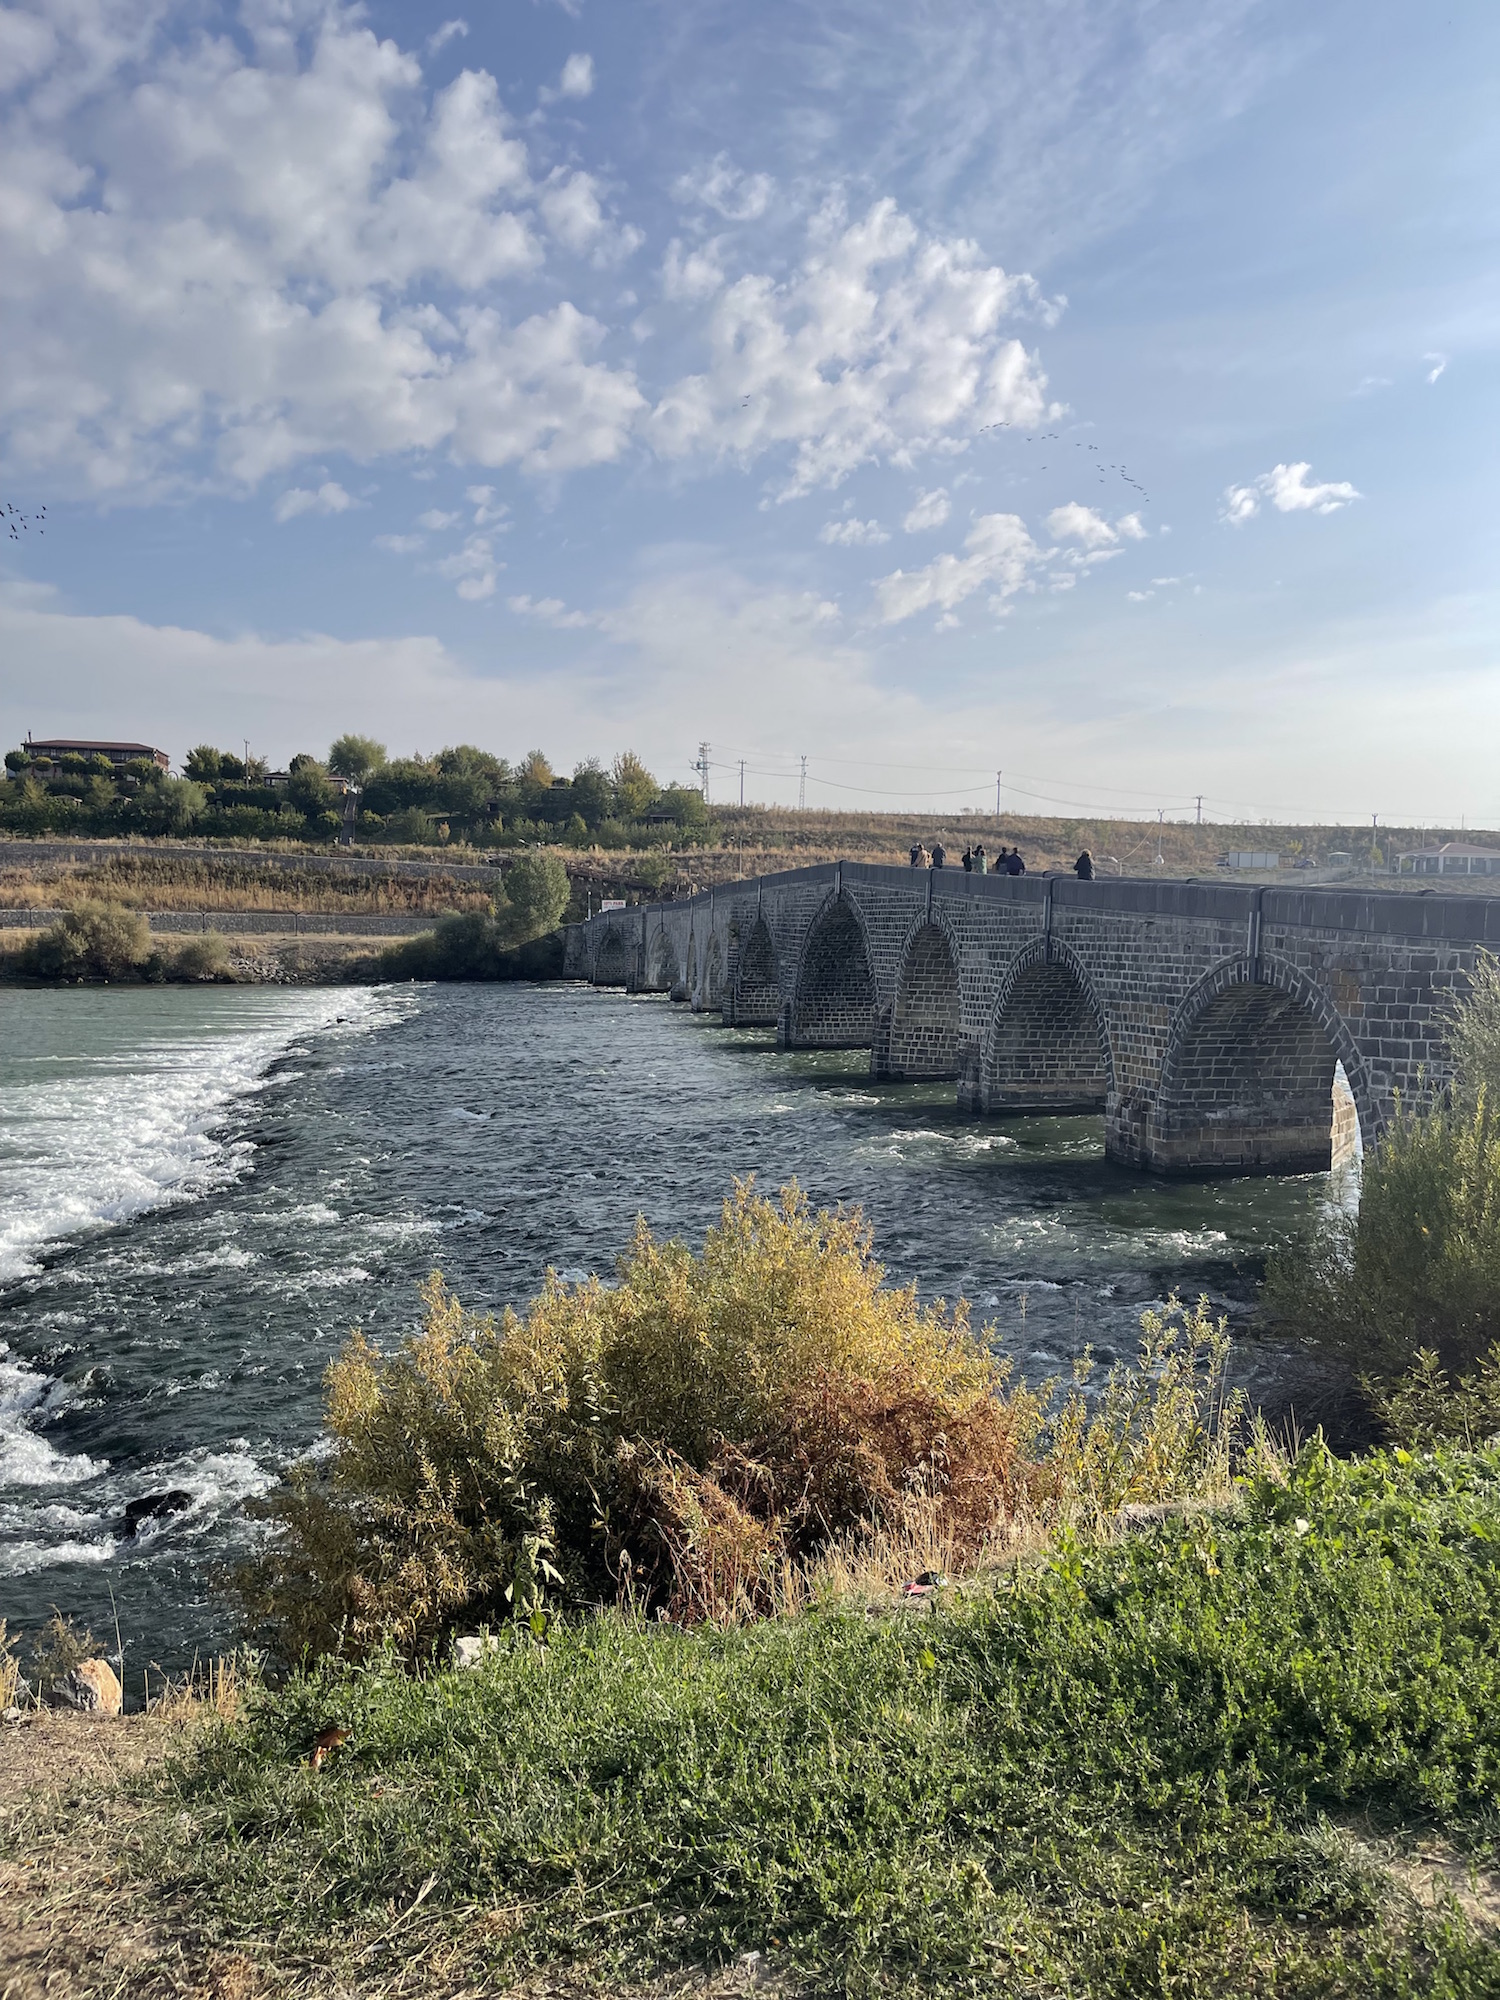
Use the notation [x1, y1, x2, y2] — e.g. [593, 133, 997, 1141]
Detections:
[378, 851, 572, 980]
[0, 736, 714, 851]
[1267, 952, 1500, 1435]
[159, 1441, 1500, 1995]
[11, 900, 232, 982]
[239, 1182, 1240, 1662]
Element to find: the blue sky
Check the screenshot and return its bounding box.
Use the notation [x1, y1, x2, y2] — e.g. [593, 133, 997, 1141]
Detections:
[1, 0, 1497, 820]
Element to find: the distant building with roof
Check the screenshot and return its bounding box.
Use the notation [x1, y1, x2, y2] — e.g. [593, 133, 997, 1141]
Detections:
[23, 734, 169, 772]
[1396, 841, 1500, 878]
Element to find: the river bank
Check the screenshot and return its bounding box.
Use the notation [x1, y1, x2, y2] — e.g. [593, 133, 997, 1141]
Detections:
[8, 1442, 1500, 1999]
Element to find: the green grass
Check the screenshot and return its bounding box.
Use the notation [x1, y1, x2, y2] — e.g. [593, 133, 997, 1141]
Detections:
[152, 1443, 1500, 1996]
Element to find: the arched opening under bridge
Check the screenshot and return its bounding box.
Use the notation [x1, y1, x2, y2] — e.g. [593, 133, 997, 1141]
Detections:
[699, 934, 724, 1011]
[786, 897, 874, 1048]
[1149, 972, 1348, 1175]
[884, 923, 961, 1079]
[646, 927, 677, 993]
[594, 928, 631, 987]
[732, 916, 781, 1027]
[983, 954, 1110, 1112]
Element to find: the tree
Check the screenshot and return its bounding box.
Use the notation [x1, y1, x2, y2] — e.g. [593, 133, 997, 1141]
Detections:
[519, 749, 554, 788]
[571, 760, 611, 828]
[496, 852, 570, 945]
[329, 734, 387, 784]
[286, 755, 337, 816]
[139, 775, 207, 832]
[23, 902, 152, 980]
[184, 745, 223, 782]
[611, 750, 658, 821]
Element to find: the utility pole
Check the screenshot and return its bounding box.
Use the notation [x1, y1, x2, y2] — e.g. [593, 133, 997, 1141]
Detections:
[1156, 808, 1165, 867]
[695, 740, 711, 801]
[1195, 795, 1202, 825]
[798, 755, 807, 811]
[996, 769, 1002, 817]
[1371, 812, 1379, 873]
[739, 758, 746, 806]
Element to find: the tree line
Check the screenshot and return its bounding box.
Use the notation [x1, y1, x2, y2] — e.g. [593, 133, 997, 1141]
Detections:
[0, 737, 712, 850]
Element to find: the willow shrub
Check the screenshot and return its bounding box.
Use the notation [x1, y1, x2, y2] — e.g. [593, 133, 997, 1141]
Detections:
[240, 1182, 1241, 1661]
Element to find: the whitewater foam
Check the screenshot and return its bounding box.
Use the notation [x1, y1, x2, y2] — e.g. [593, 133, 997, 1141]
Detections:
[0, 987, 410, 1286]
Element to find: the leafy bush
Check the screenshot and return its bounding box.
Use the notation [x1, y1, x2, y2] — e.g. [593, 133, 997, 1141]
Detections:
[1265, 1091, 1500, 1382]
[1266, 952, 1500, 1400]
[20, 900, 152, 979]
[169, 932, 232, 981]
[378, 852, 571, 980]
[239, 1184, 1240, 1659]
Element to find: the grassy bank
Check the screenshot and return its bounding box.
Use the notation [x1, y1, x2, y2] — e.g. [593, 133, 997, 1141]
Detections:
[7, 1442, 1485, 1997]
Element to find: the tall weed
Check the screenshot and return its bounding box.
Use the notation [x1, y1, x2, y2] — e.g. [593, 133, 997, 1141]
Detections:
[241, 1185, 1245, 1658]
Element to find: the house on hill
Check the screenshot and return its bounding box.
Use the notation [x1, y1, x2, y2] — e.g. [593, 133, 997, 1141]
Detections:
[1396, 841, 1500, 877]
[23, 734, 170, 772]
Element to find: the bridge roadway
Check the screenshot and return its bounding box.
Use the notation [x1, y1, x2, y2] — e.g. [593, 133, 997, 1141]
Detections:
[565, 862, 1500, 1176]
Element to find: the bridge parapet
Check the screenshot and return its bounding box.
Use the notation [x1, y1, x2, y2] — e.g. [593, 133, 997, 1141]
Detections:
[565, 868, 1494, 1176]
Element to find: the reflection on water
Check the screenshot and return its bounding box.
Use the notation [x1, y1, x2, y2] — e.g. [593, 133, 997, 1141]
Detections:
[0, 984, 1337, 1669]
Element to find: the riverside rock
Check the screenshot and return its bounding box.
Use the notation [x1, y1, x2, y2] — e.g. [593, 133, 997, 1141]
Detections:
[51, 1659, 123, 1716]
[452, 1634, 502, 1670]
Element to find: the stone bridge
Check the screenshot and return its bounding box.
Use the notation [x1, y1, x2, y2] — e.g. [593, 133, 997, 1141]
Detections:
[563, 863, 1500, 1175]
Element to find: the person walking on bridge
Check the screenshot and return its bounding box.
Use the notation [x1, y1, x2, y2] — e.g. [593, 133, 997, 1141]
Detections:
[931, 840, 947, 868]
[962, 845, 974, 872]
[909, 842, 923, 867]
[1074, 849, 1095, 880]
[974, 844, 988, 873]
[1005, 847, 1026, 876]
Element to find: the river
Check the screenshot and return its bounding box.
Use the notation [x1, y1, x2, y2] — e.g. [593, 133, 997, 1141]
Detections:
[0, 981, 1332, 1678]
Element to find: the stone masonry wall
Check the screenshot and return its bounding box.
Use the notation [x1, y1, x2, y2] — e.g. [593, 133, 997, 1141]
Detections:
[567, 868, 1500, 1177]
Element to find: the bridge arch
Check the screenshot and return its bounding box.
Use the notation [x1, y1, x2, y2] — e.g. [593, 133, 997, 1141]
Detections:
[785, 891, 875, 1048]
[1148, 954, 1371, 1175]
[884, 919, 962, 1079]
[981, 940, 1114, 1113]
[645, 925, 677, 993]
[594, 926, 631, 987]
[731, 914, 781, 1027]
[698, 933, 724, 1012]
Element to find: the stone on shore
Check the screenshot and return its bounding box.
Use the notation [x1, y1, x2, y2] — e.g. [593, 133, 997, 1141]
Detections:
[50, 1660, 123, 1717]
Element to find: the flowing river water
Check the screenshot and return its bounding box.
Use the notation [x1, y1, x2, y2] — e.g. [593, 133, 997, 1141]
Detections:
[0, 981, 1338, 1679]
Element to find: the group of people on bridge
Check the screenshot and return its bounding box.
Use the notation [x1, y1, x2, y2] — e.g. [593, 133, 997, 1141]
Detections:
[908, 840, 1029, 875]
[906, 841, 1097, 880]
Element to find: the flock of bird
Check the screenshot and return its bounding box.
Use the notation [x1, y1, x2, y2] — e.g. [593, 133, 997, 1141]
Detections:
[3, 503, 45, 541]
[975, 423, 1150, 505]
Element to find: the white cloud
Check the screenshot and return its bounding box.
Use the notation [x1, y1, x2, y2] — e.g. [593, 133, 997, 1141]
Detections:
[1126, 589, 1152, 602]
[427, 20, 468, 54]
[0, 7, 643, 493]
[1426, 352, 1448, 385]
[1221, 461, 1362, 522]
[903, 487, 951, 533]
[649, 198, 1057, 497]
[1221, 483, 1261, 525]
[661, 239, 726, 302]
[819, 517, 889, 546]
[873, 511, 1042, 623]
[374, 532, 425, 553]
[558, 53, 594, 98]
[507, 592, 598, 628]
[437, 534, 501, 600]
[418, 509, 462, 531]
[466, 484, 507, 526]
[673, 154, 774, 222]
[1116, 512, 1147, 540]
[273, 482, 355, 523]
[1046, 501, 1115, 548]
